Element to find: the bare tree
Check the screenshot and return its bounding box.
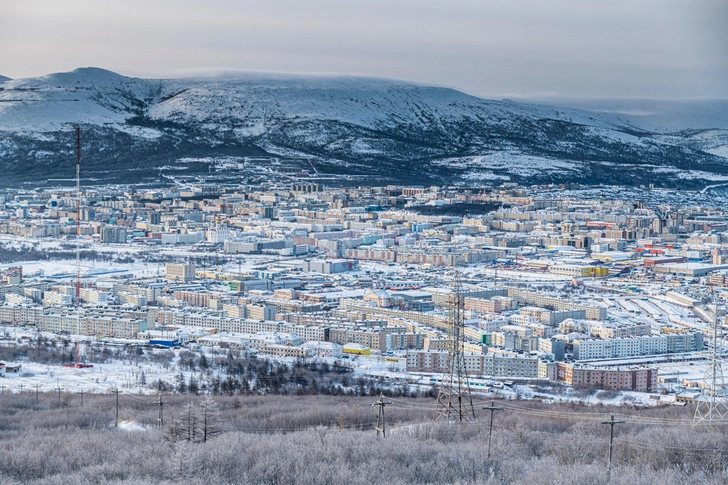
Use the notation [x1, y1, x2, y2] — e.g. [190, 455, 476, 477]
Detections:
[167, 402, 197, 443]
[198, 396, 221, 443]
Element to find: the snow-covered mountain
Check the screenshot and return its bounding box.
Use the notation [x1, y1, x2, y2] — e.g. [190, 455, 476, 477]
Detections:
[0, 67, 726, 188]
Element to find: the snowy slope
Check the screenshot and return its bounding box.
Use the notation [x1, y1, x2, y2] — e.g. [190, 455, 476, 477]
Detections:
[0, 68, 726, 188]
[0, 68, 625, 132]
[0, 68, 162, 130]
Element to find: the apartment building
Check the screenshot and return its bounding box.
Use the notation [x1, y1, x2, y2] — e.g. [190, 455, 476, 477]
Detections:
[246, 304, 276, 321]
[5, 294, 33, 306]
[519, 307, 586, 326]
[174, 290, 211, 307]
[328, 326, 388, 351]
[165, 263, 196, 282]
[112, 284, 161, 304]
[0, 305, 43, 325]
[281, 323, 329, 342]
[42, 291, 73, 306]
[258, 344, 314, 359]
[464, 298, 502, 314]
[117, 292, 148, 308]
[556, 363, 658, 392]
[406, 350, 539, 377]
[573, 332, 703, 360]
[339, 299, 450, 331]
[507, 288, 607, 320]
[79, 288, 112, 304]
[386, 332, 425, 350]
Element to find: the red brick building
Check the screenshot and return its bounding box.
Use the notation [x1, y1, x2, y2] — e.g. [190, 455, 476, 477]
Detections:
[556, 363, 658, 392]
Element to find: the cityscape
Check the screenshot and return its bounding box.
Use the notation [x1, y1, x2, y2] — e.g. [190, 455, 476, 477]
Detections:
[1, 179, 726, 405]
[2, 1, 727, 484]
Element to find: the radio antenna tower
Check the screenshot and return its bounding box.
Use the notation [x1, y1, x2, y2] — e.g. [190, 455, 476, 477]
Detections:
[75, 127, 81, 307]
[433, 272, 475, 423]
[694, 293, 728, 425]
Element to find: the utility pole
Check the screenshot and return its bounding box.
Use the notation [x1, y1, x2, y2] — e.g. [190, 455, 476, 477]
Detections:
[482, 400, 504, 459]
[371, 392, 393, 437]
[33, 384, 41, 402]
[77, 390, 85, 407]
[55, 385, 62, 408]
[18, 384, 24, 395]
[157, 390, 166, 428]
[601, 413, 624, 482]
[115, 388, 120, 427]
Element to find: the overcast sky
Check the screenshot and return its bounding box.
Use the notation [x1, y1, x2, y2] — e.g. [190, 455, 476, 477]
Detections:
[1, 0, 726, 99]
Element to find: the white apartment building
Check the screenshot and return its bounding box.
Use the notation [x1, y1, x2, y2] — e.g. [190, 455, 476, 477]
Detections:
[43, 291, 73, 306]
[79, 288, 112, 304]
[165, 263, 196, 282]
[573, 332, 703, 360]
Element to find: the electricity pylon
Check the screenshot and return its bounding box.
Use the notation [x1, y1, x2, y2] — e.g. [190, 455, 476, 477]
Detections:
[433, 272, 475, 423]
[694, 296, 728, 425]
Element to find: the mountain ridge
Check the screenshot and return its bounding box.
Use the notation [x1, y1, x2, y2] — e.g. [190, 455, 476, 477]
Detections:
[0, 68, 726, 188]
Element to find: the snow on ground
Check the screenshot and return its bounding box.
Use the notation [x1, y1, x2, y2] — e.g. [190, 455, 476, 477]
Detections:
[118, 420, 147, 432]
[508, 384, 659, 407]
[2, 359, 177, 395]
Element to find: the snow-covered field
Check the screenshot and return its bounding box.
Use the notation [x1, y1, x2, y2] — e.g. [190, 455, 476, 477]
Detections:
[2, 359, 173, 395]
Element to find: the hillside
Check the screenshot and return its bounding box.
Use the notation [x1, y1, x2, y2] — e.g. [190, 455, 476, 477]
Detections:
[0, 393, 725, 485]
[0, 68, 727, 188]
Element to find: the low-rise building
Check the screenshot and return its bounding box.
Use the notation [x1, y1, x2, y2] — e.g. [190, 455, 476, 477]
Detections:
[301, 341, 343, 357]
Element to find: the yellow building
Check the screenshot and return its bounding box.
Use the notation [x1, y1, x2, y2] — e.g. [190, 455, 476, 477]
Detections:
[548, 265, 609, 278]
[343, 343, 371, 355]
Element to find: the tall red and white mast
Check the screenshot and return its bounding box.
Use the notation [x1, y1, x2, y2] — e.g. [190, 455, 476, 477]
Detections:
[75, 127, 81, 307]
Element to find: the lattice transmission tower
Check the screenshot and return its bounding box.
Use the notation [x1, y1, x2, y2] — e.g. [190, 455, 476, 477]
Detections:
[433, 273, 475, 423]
[694, 295, 728, 425]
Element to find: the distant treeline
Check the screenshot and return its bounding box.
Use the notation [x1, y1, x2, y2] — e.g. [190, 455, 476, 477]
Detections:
[0, 338, 431, 398]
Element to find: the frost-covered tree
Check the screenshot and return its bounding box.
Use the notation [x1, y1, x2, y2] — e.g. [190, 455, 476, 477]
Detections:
[198, 396, 221, 443]
[166, 402, 197, 443]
